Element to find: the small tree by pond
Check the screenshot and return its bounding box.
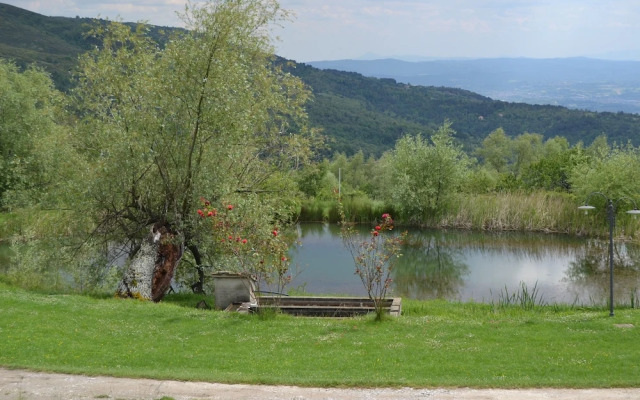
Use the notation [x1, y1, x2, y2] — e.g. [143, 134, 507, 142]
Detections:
[340, 208, 407, 320]
[199, 197, 295, 305]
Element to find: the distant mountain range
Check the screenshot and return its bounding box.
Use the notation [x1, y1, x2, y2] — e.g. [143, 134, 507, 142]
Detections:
[309, 58, 640, 114]
[3, 2, 640, 156]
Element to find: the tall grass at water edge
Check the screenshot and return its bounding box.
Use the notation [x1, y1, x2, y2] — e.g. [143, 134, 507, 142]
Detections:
[299, 197, 393, 223]
[492, 281, 547, 311]
[299, 191, 640, 240]
[435, 192, 589, 233]
[450, 191, 640, 239]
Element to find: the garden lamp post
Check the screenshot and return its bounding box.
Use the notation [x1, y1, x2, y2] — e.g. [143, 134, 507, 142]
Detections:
[578, 192, 640, 317]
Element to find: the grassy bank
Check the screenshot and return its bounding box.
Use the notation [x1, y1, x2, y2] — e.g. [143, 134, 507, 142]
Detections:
[1, 283, 639, 388]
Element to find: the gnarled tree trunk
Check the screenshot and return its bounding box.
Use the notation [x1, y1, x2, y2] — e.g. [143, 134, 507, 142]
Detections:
[116, 222, 184, 302]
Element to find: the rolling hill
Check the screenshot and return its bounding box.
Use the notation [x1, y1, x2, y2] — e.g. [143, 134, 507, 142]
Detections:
[309, 58, 640, 114]
[2, 2, 640, 156]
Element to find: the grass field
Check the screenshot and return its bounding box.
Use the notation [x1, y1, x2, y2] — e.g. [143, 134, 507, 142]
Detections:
[1, 282, 639, 388]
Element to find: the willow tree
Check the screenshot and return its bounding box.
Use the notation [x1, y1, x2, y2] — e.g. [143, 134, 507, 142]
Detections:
[0, 61, 67, 210]
[69, 0, 314, 300]
[382, 122, 469, 222]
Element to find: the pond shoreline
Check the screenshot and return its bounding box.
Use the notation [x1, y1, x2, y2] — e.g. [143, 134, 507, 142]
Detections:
[288, 223, 640, 306]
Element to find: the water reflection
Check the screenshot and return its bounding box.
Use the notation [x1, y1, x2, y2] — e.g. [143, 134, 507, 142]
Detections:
[3, 223, 640, 306]
[394, 232, 469, 300]
[289, 223, 640, 304]
[564, 240, 640, 306]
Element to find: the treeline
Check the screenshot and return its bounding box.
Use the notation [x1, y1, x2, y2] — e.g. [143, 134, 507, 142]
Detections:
[295, 122, 640, 237]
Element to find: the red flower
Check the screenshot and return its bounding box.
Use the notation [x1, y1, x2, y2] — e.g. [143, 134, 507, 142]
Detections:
[375, 225, 381, 231]
[207, 211, 213, 217]
[281, 256, 287, 261]
[272, 230, 278, 237]
[242, 239, 247, 244]
[227, 204, 234, 210]
[382, 213, 390, 219]
[197, 209, 204, 217]
[372, 231, 379, 236]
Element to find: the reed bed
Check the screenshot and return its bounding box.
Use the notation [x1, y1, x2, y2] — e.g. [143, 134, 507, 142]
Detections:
[295, 191, 640, 240]
[299, 197, 393, 223]
[435, 192, 586, 233]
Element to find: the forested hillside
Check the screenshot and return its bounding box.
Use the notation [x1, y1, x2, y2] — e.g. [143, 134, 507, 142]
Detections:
[282, 60, 640, 155]
[3, 2, 640, 156]
[309, 58, 640, 114]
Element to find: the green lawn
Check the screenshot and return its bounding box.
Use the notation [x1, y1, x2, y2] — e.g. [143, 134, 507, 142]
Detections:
[0, 282, 638, 388]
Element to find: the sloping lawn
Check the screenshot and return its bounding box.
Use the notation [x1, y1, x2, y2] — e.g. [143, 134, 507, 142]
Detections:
[1, 283, 639, 388]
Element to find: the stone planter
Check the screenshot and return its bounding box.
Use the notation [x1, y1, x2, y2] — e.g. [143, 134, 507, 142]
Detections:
[211, 271, 256, 310]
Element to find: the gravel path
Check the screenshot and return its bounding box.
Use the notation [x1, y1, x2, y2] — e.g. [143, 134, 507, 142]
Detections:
[2, 368, 640, 400]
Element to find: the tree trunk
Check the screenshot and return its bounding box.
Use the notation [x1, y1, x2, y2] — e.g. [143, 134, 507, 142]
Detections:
[116, 222, 183, 302]
[187, 244, 206, 294]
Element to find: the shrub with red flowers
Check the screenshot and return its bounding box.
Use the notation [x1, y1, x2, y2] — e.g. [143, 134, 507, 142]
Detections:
[198, 197, 294, 302]
[340, 208, 406, 321]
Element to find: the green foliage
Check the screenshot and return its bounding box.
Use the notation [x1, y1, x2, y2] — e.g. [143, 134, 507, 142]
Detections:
[0, 60, 68, 210]
[51, 1, 314, 288]
[521, 144, 583, 191]
[340, 206, 407, 321]
[511, 132, 544, 177]
[383, 122, 470, 221]
[570, 142, 640, 203]
[462, 167, 499, 193]
[475, 127, 511, 172]
[299, 197, 389, 223]
[200, 195, 296, 296]
[475, 129, 544, 178]
[295, 159, 329, 198]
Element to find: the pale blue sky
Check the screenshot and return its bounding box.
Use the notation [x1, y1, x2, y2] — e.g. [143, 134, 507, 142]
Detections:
[5, 0, 640, 61]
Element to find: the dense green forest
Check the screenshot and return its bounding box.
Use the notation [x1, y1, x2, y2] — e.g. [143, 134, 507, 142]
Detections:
[2, 2, 640, 157]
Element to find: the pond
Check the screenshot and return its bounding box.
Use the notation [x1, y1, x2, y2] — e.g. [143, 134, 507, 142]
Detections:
[2, 224, 639, 306]
[287, 223, 640, 306]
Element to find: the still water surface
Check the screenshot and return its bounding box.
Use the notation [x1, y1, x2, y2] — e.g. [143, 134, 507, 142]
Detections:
[288, 223, 640, 305]
[3, 224, 639, 306]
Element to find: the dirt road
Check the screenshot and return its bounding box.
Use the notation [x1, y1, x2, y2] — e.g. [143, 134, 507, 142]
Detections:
[1, 368, 640, 400]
